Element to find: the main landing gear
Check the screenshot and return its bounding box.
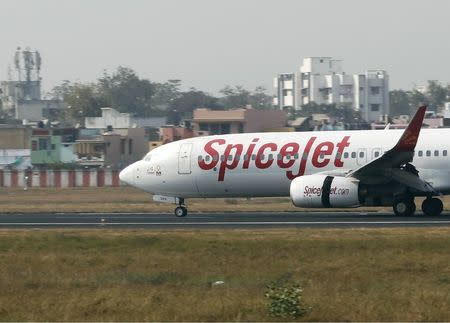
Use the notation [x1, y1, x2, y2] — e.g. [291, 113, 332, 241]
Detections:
[174, 198, 188, 217]
[421, 197, 443, 216]
[393, 197, 416, 216]
[392, 196, 443, 216]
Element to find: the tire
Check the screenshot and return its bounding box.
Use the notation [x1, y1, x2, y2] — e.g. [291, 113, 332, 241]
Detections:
[422, 198, 432, 215]
[174, 206, 188, 217]
[393, 198, 416, 216]
[421, 198, 443, 216]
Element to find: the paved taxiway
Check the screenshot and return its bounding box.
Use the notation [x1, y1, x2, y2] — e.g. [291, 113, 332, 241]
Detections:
[0, 212, 449, 229]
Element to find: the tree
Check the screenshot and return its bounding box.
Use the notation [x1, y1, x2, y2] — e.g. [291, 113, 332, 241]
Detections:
[168, 89, 220, 124]
[426, 80, 448, 111]
[409, 90, 429, 110]
[248, 86, 273, 109]
[219, 85, 251, 108]
[151, 79, 182, 110]
[61, 83, 107, 125]
[390, 89, 411, 115]
[219, 85, 273, 109]
[49, 80, 72, 101]
[98, 66, 155, 117]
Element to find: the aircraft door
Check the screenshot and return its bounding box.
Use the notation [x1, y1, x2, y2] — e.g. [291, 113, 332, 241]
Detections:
[357, 148, 367, 166]
[178, 143, 193, 174]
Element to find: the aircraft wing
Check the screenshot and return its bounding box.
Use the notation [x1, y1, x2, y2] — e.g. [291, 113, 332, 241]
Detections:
[347, 106, 437, 194]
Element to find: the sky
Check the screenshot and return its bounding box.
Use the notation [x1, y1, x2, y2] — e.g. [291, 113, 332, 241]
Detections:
[1, 0, 449, 95]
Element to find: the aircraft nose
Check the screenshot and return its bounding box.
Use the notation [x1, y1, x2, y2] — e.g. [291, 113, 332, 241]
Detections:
[119, 165, 133, 185]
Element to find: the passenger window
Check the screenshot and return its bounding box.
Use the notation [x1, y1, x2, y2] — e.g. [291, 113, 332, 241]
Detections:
[336, 152, 342, 159]
[260, 154, 265, 161]
[244, 154, 249, 161]
[444, 150, 448, 157]
[205, 155, 210, 162]
[359, 151, 364, 158]
[319, 153, 325, 159]
[418, 151, 423, 157]
[434, 150, 439, 157]
[235, 154, 240, 161]
[213, 155, 219, 161]
[426, 150, 431, 157]
[220, 155, 225, 161]
[344, 152, 349, 158]
[277, 154, 282, 160]
[351, 152, 356, 158]
[302, 152, 308, 160]
[294, 153, 299, 159]
[374, 151, 380, 158]
[198, 155, 203, 161]
[286, 154, 291, 160]
[228, 155, 233, 161]
[251, 154, 256, 160]
[268, 154, 274, 160]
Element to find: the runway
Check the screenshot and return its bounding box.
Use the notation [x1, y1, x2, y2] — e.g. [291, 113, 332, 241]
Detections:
[0, 211, 450, 229]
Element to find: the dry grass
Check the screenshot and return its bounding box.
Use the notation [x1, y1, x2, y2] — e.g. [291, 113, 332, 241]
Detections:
[0, 228, 450, 321]
[2, 187, 449, 213]
[0, 187, 299, 213]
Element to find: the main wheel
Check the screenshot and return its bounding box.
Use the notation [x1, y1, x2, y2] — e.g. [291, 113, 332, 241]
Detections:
[174, 206, 188, 217]
[393, 198, 416, 216]
[421, 198, 443, 216]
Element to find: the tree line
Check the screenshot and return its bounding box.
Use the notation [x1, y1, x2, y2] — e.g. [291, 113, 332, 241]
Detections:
[389, 80, 450, 115]
[49, 66, 273, 126]
[2, 66, 448, 126]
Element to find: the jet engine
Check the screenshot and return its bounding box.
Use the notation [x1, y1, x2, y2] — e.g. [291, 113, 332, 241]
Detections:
[290, 175, 361, 208]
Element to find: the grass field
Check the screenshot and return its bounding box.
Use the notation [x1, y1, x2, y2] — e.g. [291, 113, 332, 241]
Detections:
[1, 187, 449, 320]
[2, 186, 450, 213]
[0, 186, 300, 213]
[0, 228, 450, 321]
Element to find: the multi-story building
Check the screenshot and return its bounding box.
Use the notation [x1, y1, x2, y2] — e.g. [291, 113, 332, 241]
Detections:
[1, 47, 65, 123]
[274, 57, 390, 122]
[273, 73, 299, 111]
[75, 128, 148, 169]
[191, 107, 287, 136]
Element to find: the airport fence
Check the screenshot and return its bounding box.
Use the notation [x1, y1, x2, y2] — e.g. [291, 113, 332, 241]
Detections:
[0, 169, 121, 188]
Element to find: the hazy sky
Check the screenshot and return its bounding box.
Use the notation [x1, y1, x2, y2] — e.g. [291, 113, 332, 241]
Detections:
[1, 0, 449, 95]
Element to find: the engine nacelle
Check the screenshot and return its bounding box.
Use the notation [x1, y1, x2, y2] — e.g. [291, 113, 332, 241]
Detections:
[290, 175, 361, 208]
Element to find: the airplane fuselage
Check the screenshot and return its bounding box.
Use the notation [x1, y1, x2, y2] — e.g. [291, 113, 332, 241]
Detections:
[120, 129, 450, 199]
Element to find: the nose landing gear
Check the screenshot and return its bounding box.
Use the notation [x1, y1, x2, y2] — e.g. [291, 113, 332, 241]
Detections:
[174, 198, 188, 217]
[174, 206, 188, 217]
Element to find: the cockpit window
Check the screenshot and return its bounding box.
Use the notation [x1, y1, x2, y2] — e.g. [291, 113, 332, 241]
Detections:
[143, 153, 152, 161]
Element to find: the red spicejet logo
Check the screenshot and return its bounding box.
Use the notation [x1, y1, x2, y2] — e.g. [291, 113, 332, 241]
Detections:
[198, 136, 351, 181]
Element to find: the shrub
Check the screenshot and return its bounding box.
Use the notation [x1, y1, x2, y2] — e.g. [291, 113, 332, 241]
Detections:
[265, 283, 308, 319]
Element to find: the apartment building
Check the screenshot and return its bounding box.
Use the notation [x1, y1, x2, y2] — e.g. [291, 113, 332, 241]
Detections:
[274, 57, 390, 122]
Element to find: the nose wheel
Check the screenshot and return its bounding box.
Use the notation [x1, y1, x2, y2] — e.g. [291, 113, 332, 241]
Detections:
[174, 206, 187, 217]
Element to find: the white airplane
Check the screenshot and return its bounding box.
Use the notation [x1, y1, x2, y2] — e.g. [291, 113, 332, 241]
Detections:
[119, 106, 448, 217]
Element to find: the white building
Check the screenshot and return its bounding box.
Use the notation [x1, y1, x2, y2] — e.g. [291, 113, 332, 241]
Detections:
[85, 107, 167, 129]
[273, 73, 299, 110]
[274, 57, 390, 122]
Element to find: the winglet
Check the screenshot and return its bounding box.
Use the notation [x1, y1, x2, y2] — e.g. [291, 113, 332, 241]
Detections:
[392, 106, 427, 152]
